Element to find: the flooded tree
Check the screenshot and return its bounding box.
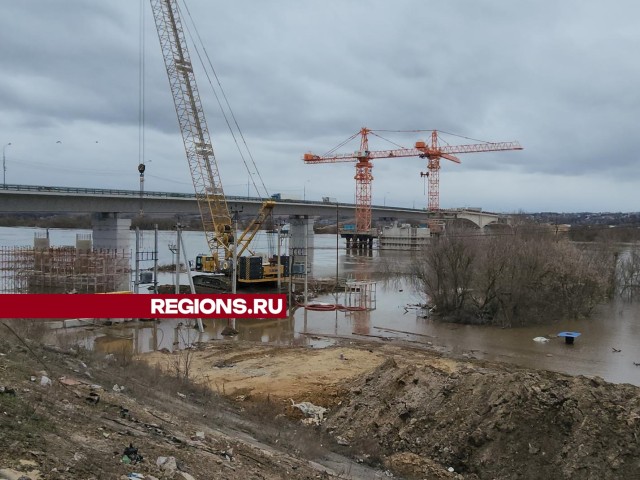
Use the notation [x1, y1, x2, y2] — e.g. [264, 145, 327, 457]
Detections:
[413, 230, 616, 326]
[618, 246, 640, 298]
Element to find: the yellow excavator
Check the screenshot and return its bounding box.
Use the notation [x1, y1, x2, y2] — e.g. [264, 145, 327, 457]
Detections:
[150, 0, 289, 284]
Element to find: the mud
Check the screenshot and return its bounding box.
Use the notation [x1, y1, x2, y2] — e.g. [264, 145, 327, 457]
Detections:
[144, 342, 387, 404]
[324, 348, 640, 479]
[2, 329, 639, 480]
[0, 334, 384, 479]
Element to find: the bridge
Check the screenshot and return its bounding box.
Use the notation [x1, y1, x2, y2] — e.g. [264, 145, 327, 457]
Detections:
[0, 184, 508, 252]
[439, 208, 509, 229]
[0, 183, 429, 220]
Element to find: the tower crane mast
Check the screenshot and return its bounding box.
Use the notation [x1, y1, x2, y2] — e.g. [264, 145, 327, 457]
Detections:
[304, 129, 522, 238]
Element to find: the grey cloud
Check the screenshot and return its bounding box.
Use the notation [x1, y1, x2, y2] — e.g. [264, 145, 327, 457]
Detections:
[1, 0, 639, 211]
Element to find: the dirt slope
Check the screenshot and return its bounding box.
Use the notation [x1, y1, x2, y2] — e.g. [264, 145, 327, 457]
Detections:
[3, 329, 639, 480]
[325, 354, 640, 479]
[0, 334, 375, 479]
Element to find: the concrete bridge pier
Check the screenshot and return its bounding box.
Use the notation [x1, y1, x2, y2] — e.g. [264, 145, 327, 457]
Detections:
[91, 212, 131, 252]
[289, 215, 314, 277]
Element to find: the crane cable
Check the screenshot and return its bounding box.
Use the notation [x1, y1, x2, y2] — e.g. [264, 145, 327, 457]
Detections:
[323, 131, 362, 157]
[375, 129, 498, 145]
[322, 129, 408, 157]
[178, 0, 270, 200]
[138, 0, 146, 216]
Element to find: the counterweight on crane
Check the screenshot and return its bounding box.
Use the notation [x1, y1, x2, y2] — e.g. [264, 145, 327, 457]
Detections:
[304, 128, 522, 242]
[150, 0, 284, 282]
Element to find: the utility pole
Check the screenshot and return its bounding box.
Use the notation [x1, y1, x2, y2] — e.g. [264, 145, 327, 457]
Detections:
[229, 206, 242, 329]
[304, 215, 309, 306]
[153, 224, 159, 294]
[276, 220, 282, 292]
[175, 223, 182, 294]
[336, 202, 339, 288]
[134, 227, 141, 294]
[3, 142, 11, 187]
[230, 206, 243, 296]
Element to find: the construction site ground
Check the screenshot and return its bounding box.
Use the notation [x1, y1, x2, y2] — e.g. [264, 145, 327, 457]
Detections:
[1, 327, 639, 479]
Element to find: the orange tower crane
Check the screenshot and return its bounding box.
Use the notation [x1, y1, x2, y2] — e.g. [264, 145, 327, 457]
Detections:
[304, 128, 419, 240]
[303, 129, 523, 238]
[415, 130, 522, 211]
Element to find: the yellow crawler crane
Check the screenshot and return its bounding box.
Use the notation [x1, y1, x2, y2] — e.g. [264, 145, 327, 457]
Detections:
[150, 0, 285, 283]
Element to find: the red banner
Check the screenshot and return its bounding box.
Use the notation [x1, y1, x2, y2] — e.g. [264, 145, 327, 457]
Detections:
[0, 294, 288, 319]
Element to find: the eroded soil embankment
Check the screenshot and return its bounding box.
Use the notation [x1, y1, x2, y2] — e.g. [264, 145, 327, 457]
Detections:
[324, 355, 640, 480]
[146, 340, 640, 479]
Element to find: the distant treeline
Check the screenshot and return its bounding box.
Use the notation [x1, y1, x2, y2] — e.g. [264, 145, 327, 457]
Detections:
[568, 225, 640, 243]
[0, 214, 92, 229]
[0, 214, 201, 231]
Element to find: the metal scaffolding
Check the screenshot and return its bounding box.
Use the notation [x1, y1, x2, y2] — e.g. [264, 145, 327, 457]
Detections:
[0, 245, 131, 294]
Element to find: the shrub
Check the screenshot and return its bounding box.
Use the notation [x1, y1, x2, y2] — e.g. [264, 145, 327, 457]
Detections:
[413, 230, 616, 326]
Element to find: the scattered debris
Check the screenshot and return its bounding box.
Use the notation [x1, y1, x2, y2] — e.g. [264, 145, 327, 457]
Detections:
[112, 384, 125, 393]
[59, 377, 83, 386]
[39, 376, 52, 387]
[0, 467, 41, 480]
[0, 386, 16, 396]
[214, 360, 235, 369]
[290, 399, 327, 425]
[85, 392, 100, 405]
[221, 326, 239, 336]
[221, 448, 234, 462]
[374, 326, 435, 339]
[612, 347, 621, 353]
[122, 444, 143, 465]
[156, 456, 177, 475]
[177, 392, 186, 399]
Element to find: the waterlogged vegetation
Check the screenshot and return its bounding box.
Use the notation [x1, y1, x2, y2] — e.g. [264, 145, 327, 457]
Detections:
[412, 230, 623, 327]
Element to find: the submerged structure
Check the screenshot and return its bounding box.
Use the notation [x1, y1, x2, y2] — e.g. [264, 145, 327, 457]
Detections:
[0, 234, 130, 294]
[377, 222, 431, 250]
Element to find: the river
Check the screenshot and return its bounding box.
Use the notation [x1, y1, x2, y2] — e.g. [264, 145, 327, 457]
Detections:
[1, 226, 638, 386]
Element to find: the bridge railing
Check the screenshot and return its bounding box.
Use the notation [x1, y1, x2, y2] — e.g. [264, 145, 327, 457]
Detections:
[0, 184, 424, 212]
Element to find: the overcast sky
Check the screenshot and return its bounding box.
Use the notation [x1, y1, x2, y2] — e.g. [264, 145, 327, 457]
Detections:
[1, 1, 638, 213]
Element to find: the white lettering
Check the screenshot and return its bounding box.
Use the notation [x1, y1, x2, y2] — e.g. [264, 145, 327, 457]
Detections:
[151, 299, 165, 314]
[269, 298, 284, 314]
[178, 298, 194, 314]
[165, 299, 178, 314]
[254, 298, 268, 314]
[199, 299, 215, 315]
[150, 296, 285, 317]
[233, 298, 247, 314]
[216, 298, 233, 314]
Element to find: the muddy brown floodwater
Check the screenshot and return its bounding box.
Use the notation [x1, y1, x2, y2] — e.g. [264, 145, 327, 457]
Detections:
[49, 235, 640, 387]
